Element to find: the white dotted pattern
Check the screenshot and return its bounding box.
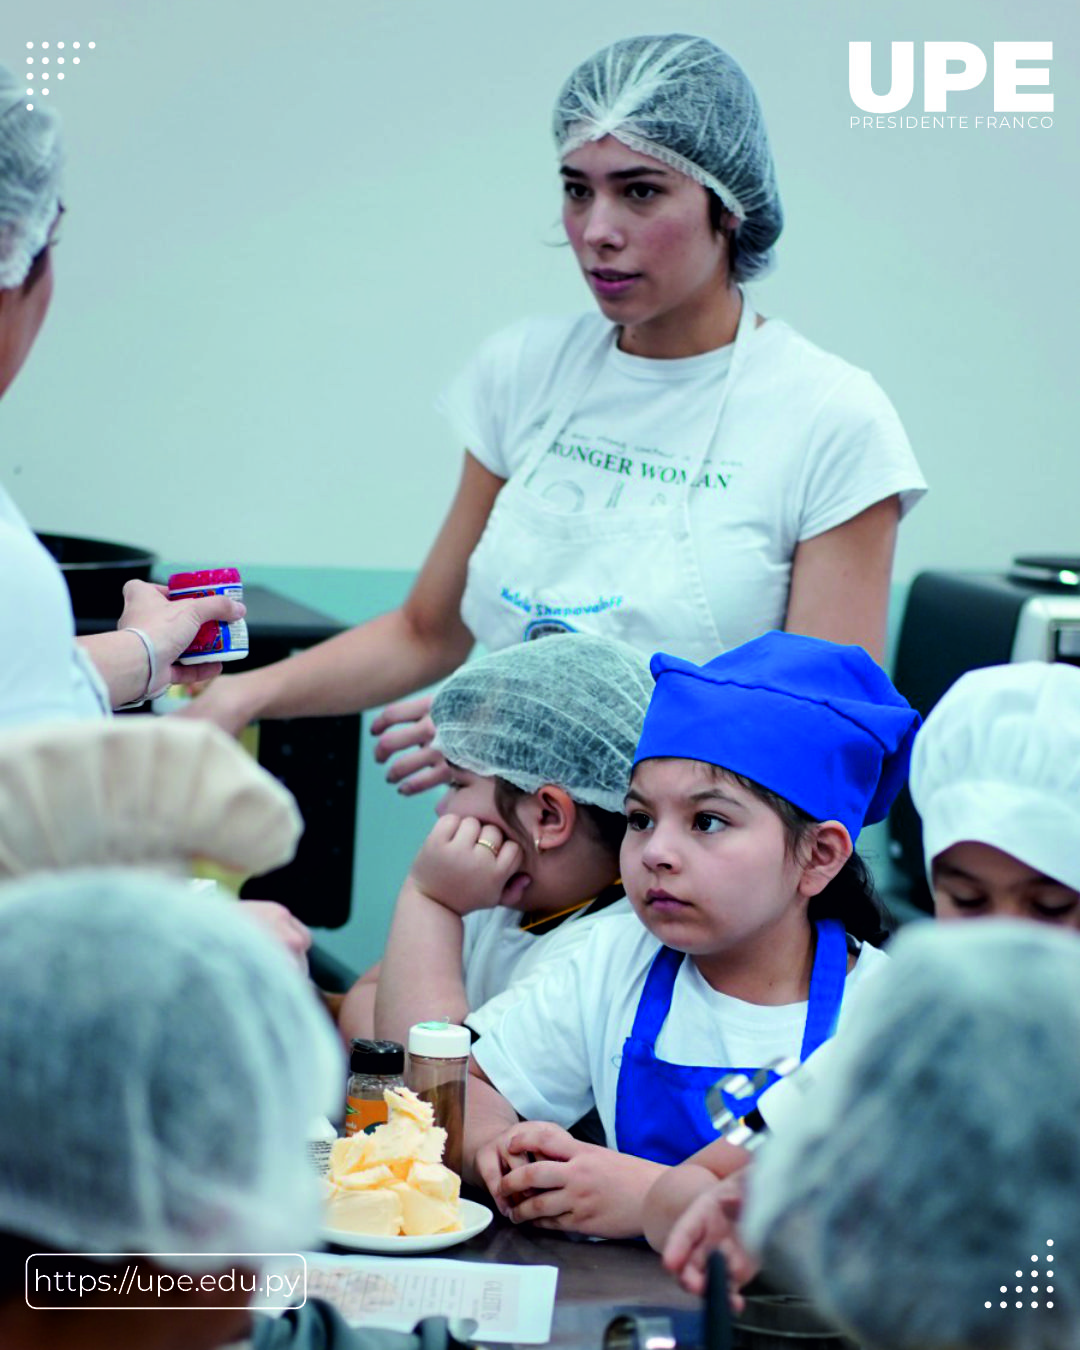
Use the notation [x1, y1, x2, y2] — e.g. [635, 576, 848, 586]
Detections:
[988, 1243, 1058, 1314]
[21, 40, 94, 97]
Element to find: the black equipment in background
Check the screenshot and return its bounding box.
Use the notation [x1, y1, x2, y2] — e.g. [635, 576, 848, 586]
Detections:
[65, 569, 360, 931]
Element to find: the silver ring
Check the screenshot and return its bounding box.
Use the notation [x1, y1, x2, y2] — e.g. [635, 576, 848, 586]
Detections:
[477, 838, 499, 856]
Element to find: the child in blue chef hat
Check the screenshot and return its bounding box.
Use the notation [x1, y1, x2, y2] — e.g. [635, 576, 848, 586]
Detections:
[463, 631, 919, 1240]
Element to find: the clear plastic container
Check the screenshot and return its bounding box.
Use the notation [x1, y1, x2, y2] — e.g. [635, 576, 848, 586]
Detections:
[407, 1021, 470, 1177]
[345, 1039, 405, 1137]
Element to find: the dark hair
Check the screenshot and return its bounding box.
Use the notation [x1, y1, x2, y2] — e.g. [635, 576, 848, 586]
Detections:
[20, 243, 51, 295]
[719, 767, 893, 945]
[19, 204, 63, 296]
[493, 777, 626, 862]
[707, 191, 749, 284]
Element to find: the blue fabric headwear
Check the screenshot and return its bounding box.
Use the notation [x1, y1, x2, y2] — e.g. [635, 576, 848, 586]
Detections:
[633, 632, 920, 842]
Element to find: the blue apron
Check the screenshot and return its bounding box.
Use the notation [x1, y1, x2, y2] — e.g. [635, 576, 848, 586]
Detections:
[614, 918, 849, 1164]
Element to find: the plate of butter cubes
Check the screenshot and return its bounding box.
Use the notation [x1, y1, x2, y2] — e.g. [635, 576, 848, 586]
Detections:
[322, 1086, 493, 1254]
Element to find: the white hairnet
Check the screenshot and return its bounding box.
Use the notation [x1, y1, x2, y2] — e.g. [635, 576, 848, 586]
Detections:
[744, 919, 1080, 1350]
[0, 717, 303, 879]
[0, 869, 343, 1266]
[431, 633, 653, 814]
[0, 63, 61, 290]
[553, 35, 782, 281]
[910, 662, 1080, 892]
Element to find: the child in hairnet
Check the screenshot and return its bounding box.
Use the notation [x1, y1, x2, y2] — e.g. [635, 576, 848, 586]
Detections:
[462, 632, 919, 1239]
[337, 633, 653, 1045]
[0, 869, 426, 1350]
[742, 919, 1080, 1350]
[655, 659, 1080, 1299]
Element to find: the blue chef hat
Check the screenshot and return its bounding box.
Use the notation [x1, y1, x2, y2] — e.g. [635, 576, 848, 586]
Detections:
[633, 632, 920, 842]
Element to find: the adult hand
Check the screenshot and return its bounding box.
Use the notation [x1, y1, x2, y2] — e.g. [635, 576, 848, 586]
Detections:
[409, 814, 527, 914]
[371, 695, 452, 795]
[495, 1121, 662, 1239]
[175, 672, 255, 737]
[118, 580, 245, 694]
[238, 899, 313, 976]
[662, 1175, 758, 1309]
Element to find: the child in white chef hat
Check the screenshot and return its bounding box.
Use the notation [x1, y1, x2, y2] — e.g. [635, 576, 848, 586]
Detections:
[909, 660, 1080, 928]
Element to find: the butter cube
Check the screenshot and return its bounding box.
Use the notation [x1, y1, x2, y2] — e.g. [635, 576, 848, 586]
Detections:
[368, 1116, 448, 1178]
[391, 1181, 461, 1237]
[326, 1187, 403, 1236]
[385, 1086, 435, 1127]
[408, 1161, 460, 1204]
[336, 1163, 396, 1191]
[329, 1132, 374, 1178]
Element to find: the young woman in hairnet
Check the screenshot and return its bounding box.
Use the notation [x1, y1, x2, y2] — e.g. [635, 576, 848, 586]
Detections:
[0, 69, 243, 724]
[338, 633, 651, 1043]
[190, 34, 925, 793]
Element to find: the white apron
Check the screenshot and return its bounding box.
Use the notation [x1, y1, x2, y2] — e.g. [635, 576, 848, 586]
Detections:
[460, 294, 756, 664]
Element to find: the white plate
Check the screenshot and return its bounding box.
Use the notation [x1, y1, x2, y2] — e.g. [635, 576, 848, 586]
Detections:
[321, 1197, 493, 1255]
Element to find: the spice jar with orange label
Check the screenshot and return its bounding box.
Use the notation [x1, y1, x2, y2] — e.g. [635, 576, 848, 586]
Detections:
[344, 1039, 405, 1136]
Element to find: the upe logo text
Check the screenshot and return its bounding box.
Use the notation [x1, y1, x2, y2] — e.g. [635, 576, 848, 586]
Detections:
[849, 42, 1053, 113]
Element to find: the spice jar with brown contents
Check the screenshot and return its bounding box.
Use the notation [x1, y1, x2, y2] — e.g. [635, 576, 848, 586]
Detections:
[406, 1021, 470, 1177]
[345, 1038, 405, 1137]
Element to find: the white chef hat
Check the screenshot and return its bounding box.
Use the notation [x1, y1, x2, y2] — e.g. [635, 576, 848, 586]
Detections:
[0, 869, 342, 1265]
[0, 717, 302, 879]
[743, 919, 1080, 1350]
[909, 662, 1080, 892]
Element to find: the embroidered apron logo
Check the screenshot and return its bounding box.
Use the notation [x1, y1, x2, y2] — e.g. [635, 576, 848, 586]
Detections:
[500, 587, 623, 619]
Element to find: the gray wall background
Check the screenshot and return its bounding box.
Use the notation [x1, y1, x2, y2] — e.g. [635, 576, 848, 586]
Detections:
[4, 0, 1076, 583]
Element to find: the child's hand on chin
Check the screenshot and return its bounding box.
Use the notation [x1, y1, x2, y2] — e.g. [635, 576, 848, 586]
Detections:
[409, 813, 526, 914]
[489, 1120, 665, 1239]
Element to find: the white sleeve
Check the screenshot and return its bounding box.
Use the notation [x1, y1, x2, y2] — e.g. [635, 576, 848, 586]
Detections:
[756, 1038, 838, 1134]
[434, 320, 535, 478]
[796, 369, 927, 540]
[0, 527, 91, 728]
[471, 940, 598, 1127]
[757, 941, 891, 1134]
[465, 903, 630, 1040]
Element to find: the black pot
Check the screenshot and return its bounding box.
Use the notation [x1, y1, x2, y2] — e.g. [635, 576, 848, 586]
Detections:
[36, 532, 157, 621]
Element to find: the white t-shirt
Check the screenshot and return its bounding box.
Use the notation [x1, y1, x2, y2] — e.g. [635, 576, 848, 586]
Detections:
[462, 894, 632, 1039]
[438, 313, 927, 650]
[754, 941, 893, 1133]
[0, 486, 109, 726]
[472, 911, 889, 1151]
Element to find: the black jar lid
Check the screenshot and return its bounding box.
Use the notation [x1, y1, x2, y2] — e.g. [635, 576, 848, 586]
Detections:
[349, 1038, 405, 1075]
